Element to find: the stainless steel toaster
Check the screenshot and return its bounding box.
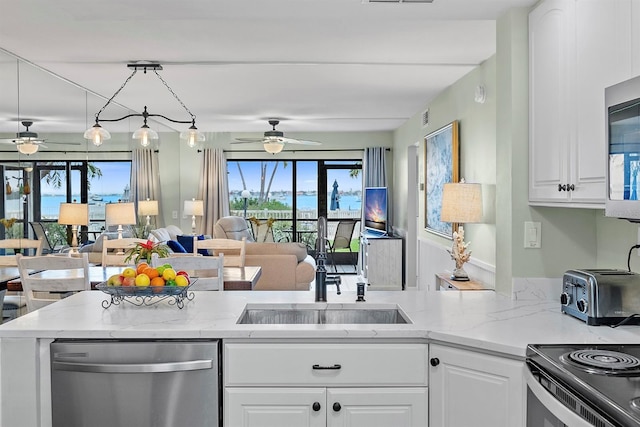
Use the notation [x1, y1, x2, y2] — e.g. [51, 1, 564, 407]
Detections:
[561, 269, 640, 325]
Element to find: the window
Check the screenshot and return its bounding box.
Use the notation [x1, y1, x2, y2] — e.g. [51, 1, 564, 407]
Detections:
[227, 159, 362, 252]
[0, 160, 131, 245]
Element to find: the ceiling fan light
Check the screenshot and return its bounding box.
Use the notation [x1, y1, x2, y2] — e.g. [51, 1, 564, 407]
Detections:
[180, 125, 205, 148]
[17, 142, 39, 155]
[132, 125, 159, 147]
[263, 140, 284, 154]
[84, 123, 111, 146]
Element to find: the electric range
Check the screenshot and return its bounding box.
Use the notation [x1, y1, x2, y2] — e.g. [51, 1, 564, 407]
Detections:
[527, 344, 640, 426]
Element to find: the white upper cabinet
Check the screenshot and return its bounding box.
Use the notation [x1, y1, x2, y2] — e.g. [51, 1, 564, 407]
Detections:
[529, 0, 636, 207]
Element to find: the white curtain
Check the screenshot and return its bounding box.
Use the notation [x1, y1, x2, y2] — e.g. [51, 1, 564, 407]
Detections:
[130, 149, 164, 227]
[362, 146, 390, 228]
[197, 148, 230, 236]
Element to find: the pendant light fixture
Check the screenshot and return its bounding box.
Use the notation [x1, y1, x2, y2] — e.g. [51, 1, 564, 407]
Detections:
[84, 63, 205, 148]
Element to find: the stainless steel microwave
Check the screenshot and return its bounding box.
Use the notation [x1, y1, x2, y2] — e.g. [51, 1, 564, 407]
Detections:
[605, 74, 640, 221]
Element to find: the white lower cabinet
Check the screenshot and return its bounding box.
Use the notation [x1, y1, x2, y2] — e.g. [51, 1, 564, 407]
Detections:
[428, 344, 525, 427]
[225, 387, 427, 427]
[224, 342, 428, 427]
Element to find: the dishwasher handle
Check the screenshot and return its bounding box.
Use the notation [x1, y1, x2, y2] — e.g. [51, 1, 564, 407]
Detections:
[52, 359, 213, 374]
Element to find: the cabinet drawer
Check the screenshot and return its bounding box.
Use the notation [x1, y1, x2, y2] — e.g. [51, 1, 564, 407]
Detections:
[225, 343, 428, 387]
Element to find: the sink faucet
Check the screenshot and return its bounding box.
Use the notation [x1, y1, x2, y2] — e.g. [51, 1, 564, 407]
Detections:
[315, 217, 342, 302]
[315, 217, 329, 302]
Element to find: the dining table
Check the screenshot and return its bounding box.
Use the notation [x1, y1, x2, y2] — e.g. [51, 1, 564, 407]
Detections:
[5, 265, 262, 292]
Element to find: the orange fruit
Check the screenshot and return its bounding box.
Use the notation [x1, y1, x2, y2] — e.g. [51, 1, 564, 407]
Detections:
[150, 276, 165, 294]
[136, 263, 149, 274]
[143, 267, 159, 279]
[150, 276, 165, 287]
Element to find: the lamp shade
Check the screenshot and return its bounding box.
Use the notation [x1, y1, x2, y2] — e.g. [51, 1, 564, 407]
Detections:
[263, 140, 284, 154]
[17, 142, 39, 155]
[184, 199, 204, 216]
[105, 202, 136, 226]
[138, 199, 159, 216]
[58, 203, 89, 226]
[441, 182, 483, 224]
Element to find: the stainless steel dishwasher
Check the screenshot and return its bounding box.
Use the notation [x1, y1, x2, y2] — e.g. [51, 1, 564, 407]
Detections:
[51, 339, 220, 427]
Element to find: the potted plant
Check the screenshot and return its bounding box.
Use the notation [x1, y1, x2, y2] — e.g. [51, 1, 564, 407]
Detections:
[124, 239, 170, 265]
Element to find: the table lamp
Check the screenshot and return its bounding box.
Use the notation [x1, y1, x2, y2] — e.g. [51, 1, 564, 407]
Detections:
[440, 180, 483, 281]
[105, 202, 136, 241]
[58, 201, 89, 255]
[138, 199, 159, 229]
[241, 190, 251, 218]
[184, 198, 204, 235]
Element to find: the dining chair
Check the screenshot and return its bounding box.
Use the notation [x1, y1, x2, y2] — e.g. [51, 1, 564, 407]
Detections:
[193, 237, 246, 267]
[0, 238, 43, 265]
[16, 253, 91, 313]
[101, 236, 148, 267]
[152, 255, 224, 291]
[0, 239, 44, 321]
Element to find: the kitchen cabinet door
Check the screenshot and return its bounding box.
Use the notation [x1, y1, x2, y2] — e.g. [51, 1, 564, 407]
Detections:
[225, 387, 326, 427]
[529, 0, 634, 207]
[429, 344, 525, 427]
[572, 0, 632, 205]
[529, 0, 574, 204]
[327, 387, 428, 427]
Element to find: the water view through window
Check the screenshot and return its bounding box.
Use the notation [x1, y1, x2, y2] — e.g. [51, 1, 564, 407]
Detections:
[227, 160, 362, 251]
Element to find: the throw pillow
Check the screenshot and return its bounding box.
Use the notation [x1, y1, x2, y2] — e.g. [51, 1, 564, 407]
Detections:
[166, 240, 187, 253]
[177, 234, 208, 255]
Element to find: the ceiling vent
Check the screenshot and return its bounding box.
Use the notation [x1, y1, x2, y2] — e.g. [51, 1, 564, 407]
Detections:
[422, 109, 429, 128]
[363, 0, 434, 3]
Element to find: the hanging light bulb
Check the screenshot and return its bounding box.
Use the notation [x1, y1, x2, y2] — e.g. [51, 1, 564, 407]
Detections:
[132, 124, 159, 147]
[23, 179, 30, 195]
[5, 179, 11, 196]
[83, 123, 111, 146]
[180, 122, 205, 148]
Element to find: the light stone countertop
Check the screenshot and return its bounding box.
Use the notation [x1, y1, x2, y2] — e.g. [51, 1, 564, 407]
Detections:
[2, 289, 640, 357]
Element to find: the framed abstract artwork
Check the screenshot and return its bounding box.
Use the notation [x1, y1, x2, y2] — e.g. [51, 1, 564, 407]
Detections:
[424, 120, 459, 238]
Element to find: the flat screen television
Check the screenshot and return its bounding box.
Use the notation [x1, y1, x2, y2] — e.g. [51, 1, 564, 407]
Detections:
[364, 187, 388, 235]
[606, 74, 640, 221]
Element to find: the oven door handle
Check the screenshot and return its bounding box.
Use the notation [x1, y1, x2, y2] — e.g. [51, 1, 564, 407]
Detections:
[524, 367, 597, 427]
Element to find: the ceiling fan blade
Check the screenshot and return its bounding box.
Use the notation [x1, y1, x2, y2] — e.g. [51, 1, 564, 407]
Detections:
[233, 138, 266, 143]
[281, 137, 322, 145]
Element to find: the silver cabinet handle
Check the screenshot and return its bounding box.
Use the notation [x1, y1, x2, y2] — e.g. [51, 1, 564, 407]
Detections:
[53, 359, 213, 374]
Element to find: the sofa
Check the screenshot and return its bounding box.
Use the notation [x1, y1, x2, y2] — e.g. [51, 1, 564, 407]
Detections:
[213, 216, 315, 291]
[79, 225, 184, 264]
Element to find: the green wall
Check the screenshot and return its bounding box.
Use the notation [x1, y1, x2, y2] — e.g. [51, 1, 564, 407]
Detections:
[393, 6, 640, 295]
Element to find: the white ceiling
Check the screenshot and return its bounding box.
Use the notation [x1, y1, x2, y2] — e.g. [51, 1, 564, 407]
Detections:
[0, 0, 537, 136]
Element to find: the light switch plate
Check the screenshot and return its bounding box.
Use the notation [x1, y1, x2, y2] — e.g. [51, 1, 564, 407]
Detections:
[524, 221, 541, 249]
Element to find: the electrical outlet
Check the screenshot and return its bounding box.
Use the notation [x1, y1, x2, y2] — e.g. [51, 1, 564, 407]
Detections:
[172, 210, 178, 219]
[524, 221, 541, 249]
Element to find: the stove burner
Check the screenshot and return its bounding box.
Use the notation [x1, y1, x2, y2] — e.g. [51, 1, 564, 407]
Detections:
[561, 349, 640, 374]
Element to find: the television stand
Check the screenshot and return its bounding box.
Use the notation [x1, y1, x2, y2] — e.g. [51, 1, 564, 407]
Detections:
[359, 233, 403, 290]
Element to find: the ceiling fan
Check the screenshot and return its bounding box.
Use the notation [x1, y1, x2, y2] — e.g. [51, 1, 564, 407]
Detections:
[0, 121, 81, 155]
[232, 119, 321, 154]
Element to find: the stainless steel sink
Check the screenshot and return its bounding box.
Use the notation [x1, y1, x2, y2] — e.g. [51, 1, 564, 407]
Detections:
[237, 304, 412, 324]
